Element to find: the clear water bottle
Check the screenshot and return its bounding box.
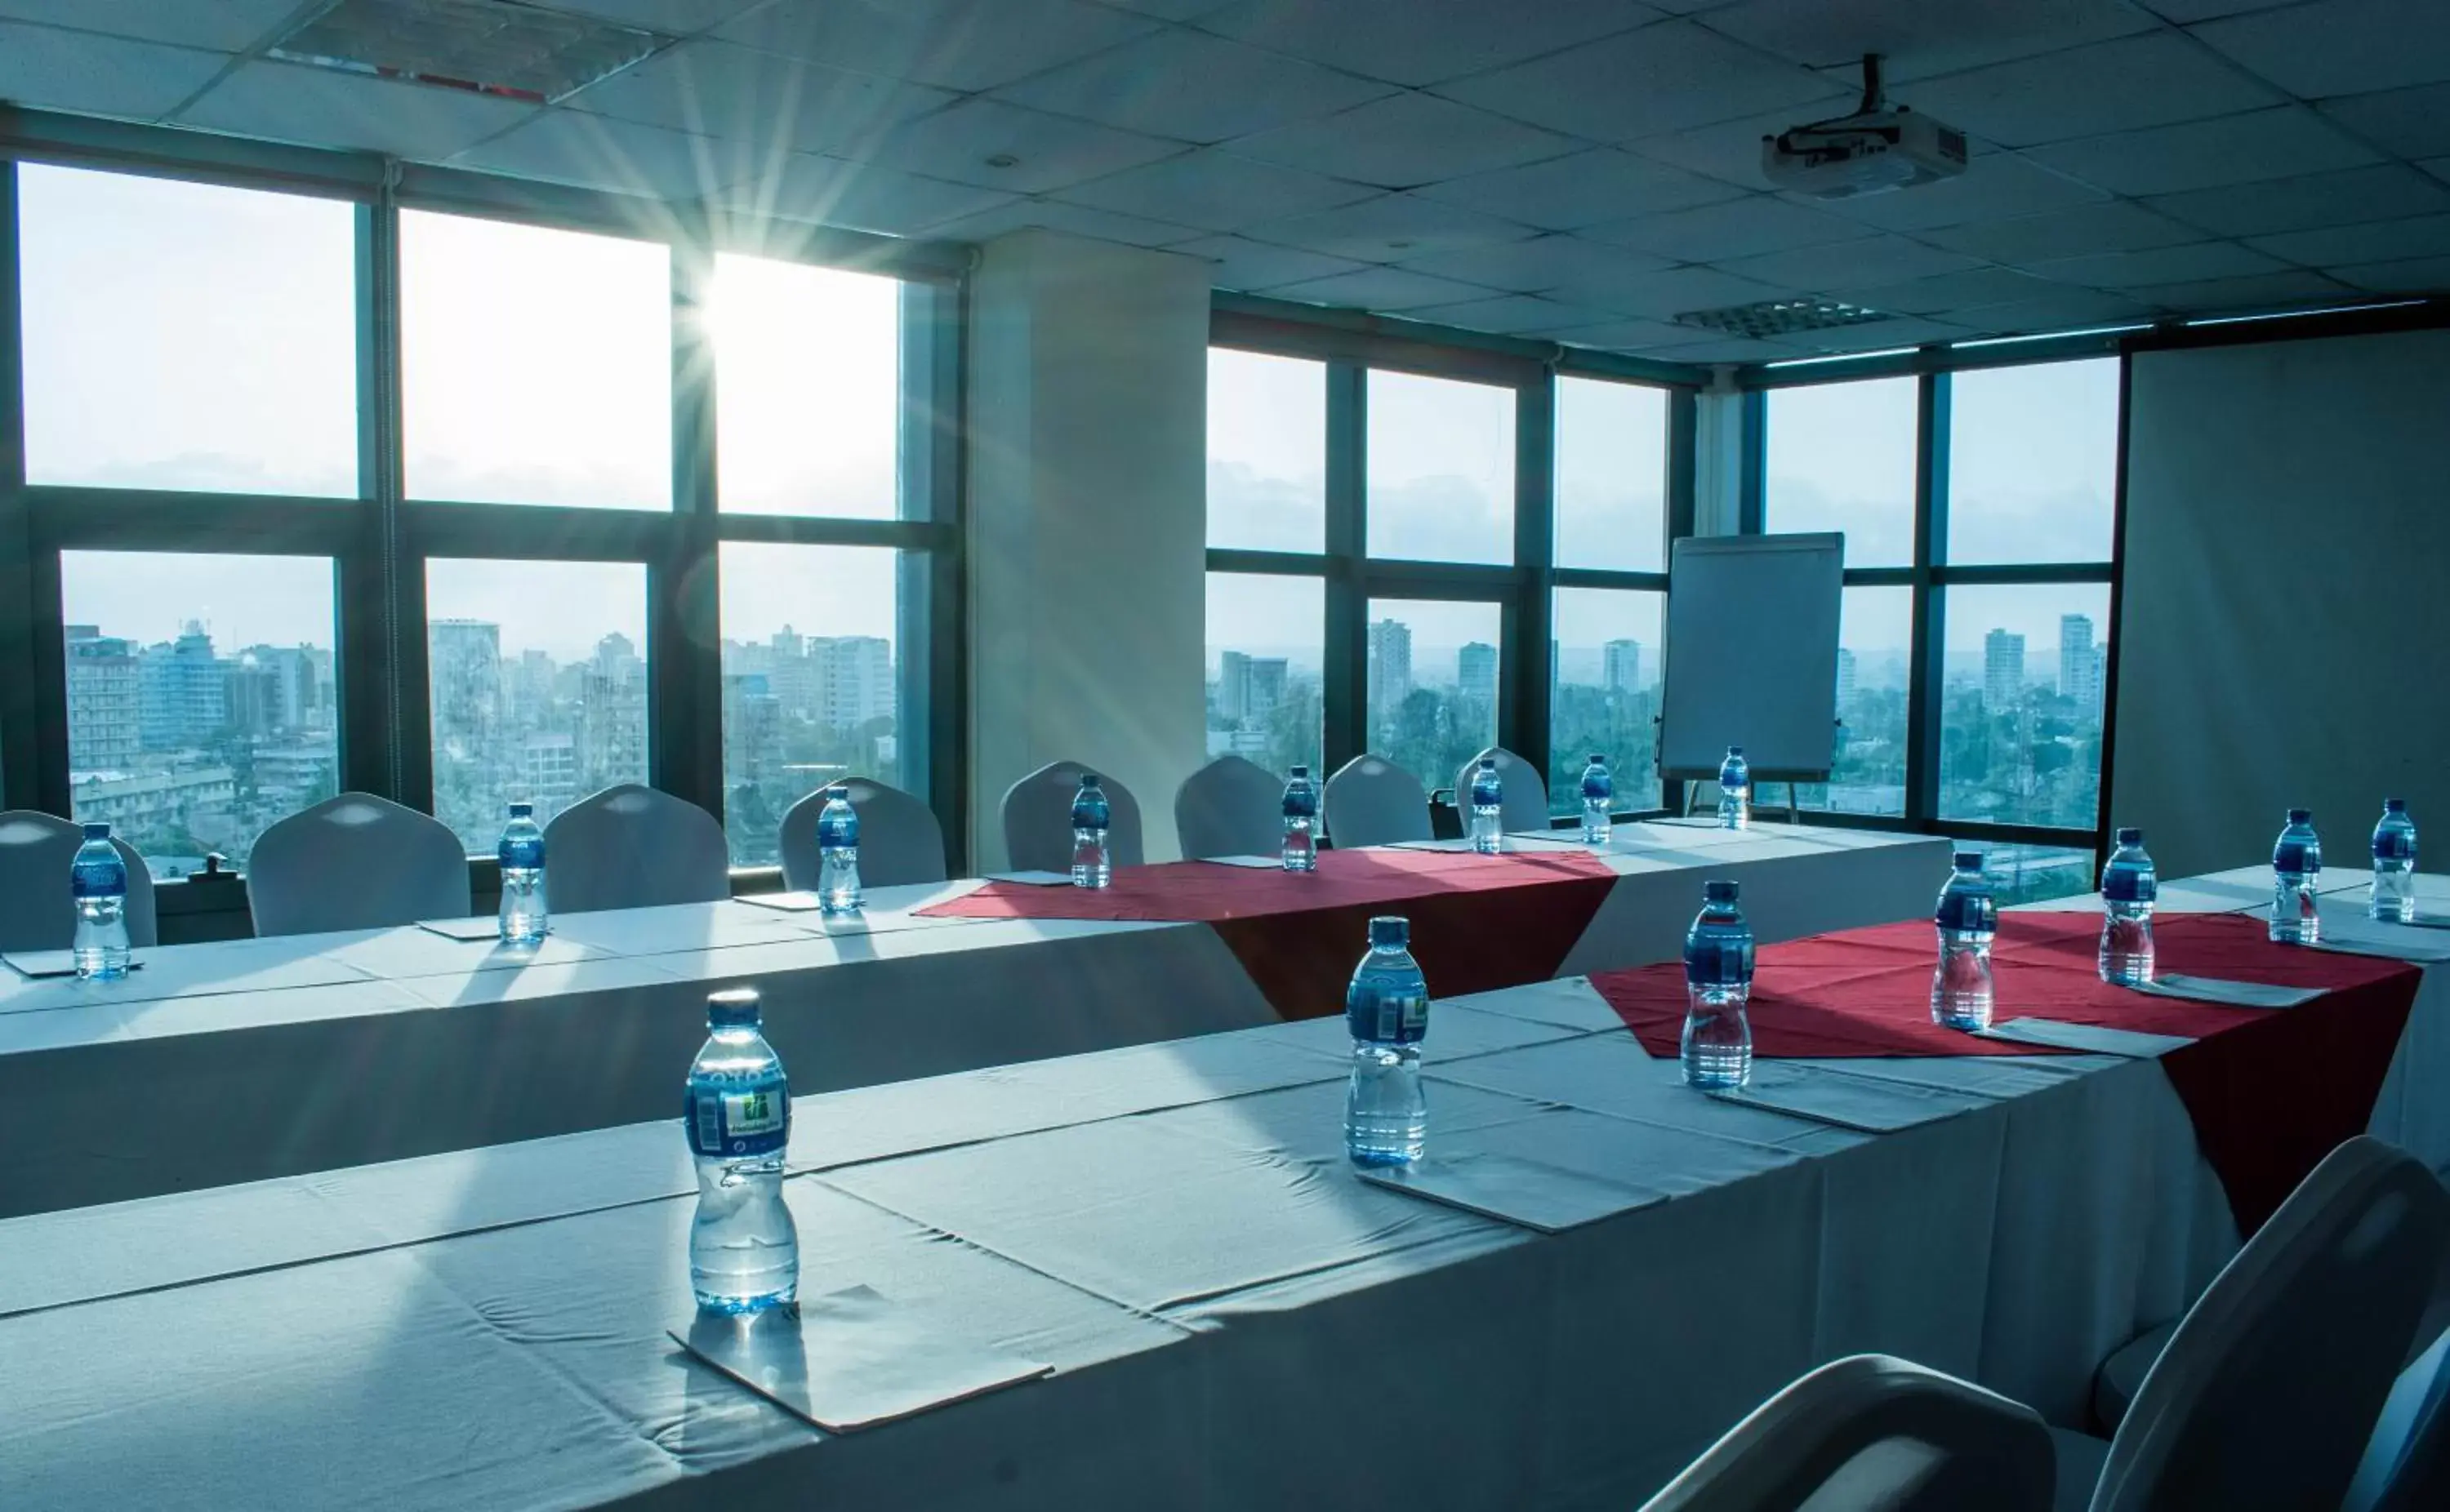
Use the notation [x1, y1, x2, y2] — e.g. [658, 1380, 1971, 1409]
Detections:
[816, 785, 862, 914]
[1682, 879, 1754, 1089]
[1070, 773, 1112, 888]
[1931, 851, 1998, 1031]
[1468, 756, 1504, 854]
[1344, 916, 1428, 1167]
[497, 802, 547, 945]
[2271, 808, 2323, 945]
[684, 987, 798, 1314]
[69, 822, 132, 981]
[2099, 826, 2156, 986]
[1281, 764, 1319, 873]
[1580, 754, 1614, 847]
[2372, 799, 2417, 924]
[1717, 745, 1751, 830]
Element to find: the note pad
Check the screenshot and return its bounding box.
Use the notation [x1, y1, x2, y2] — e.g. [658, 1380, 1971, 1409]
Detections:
[2, 950, 142, 980]
[1711, 1062, 1989, 1134]
[734, 892, 829, 913]
[2125, 974, 2322, 1009]
[416, 918, 510, 943]
[982, 871, 1076, 887]
[1195, 855, 1287, 869]
[1979, 1016, 2194, 1058]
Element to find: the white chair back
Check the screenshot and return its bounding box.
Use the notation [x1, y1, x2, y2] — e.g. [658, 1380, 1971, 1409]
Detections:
[541, 784, 730, 914]
[1322, 754, 1430, 849]
[247, 793, 470, 937]
[777, 778, 948, 891]
[1000, 762, 1143, 874]
[1639, 1354, 2054, 1512]
[1454, 746, 1551, 834]
[1174, 756, 1284, 860]
[2089, 1137, 2450, 1512]
[0, 810, 158, 952]
[2355, 1323, 2450, 1512]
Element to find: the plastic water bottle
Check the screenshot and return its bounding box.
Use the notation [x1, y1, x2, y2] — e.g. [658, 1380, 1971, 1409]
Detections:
[1281, 764, 1319, 872]
[1468, 756, 1503, 854]
[2271, 808, 2323, 945]
[1931, 852, 1998, 1031]
[2099, 826, 2157, 985]
[1580, 754, 1614, 847]
[816, 785, 862, 914]
[69, 822, 132, 981]
[1682, 879, 1754, 1089]
[2372, 799, 2417, 923]
[1717, 745, 1751, 830]
[1070, 773, 1112, 888]
[1344, 916, 1428, 1167]
[685, 987, 798, 1314]
[497, 802, 547, 945]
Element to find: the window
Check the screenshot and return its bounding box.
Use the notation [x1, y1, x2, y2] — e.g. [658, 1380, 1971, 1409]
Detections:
[1765, 376, 1916, 567]
[17, 164, 357, 497]
[1554, 377, 1667, 572]
[1948, 359, 2118, 565]
[1939, 584, 2110, 830]
[1367, 370, 1514, 565]
[60, 551, 339, 878]
[1958, 841, 2100, 906]
[1367, 598, 1501, 794]
[402, 210, 672, 510]
[711, 252, 902, 518]
[1796, 586, 1911, 818]
[1207, 349, 1325, 554]
[425, 560, 650, 854]
[1549, 588, 1663, 816]
[1205, 574, 1323, 780]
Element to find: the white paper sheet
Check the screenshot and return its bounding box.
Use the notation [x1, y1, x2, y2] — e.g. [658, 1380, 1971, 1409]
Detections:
[983, 871, 1077, 887]
[1711, 1061, 1990, 1133]
[2126, 974, 2323, 1009]
[1194, 855, 1288, 869]
[1978, 1016, 2194, 1058]
[733, 892, 831, 913]
[2, 950, 143, 980]
[416, 918, 510, 942]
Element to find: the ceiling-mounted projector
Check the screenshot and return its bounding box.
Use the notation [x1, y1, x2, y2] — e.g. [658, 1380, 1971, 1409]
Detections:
[1763, 54, 1967, 199]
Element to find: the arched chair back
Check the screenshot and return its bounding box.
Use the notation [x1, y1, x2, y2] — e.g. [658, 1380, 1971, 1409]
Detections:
[247, 793, 470, 936]
[0, 810, 158, 952]
[1322, 755, 1430, 850]
[541, 784, 730, 914]
[777, 778, 948, 891]
[1174, 755, 1284, 860]
[1454, 746, 1552, 834]
[1000, 762, 1143, 874]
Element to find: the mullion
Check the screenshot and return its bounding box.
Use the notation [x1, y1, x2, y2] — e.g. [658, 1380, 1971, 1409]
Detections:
[0, 160, 41, 811]
[1904, 370, 1949, 827]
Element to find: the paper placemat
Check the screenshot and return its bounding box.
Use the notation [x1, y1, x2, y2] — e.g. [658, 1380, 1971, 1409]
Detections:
[416, 918, 510, 943]
[2, 950, 143, 980]
[734, 892, 832, 913]
[1711, 1061, 1989, 1133]
[2309, 927, 2450, 964]
[1194, 855, 1289, 869]
[2127, 974, 2323, 1009]
[1979, 1016, 2194, 1058]
[982, 870, 1076, 887]
[670, 1285, 1050, 1433]
[1357, 1150, 1668, 1234]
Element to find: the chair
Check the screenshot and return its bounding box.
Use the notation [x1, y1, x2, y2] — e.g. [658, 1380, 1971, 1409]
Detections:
[999, 762, 1143, 874]
[1321, 754, 1429, 849]
[541, 784, 730, 914]
[0, 810, 158, 953]
[247, 793, 470, 937]
[1638, 1354, 2054, 1512]
[1453, 746, 1551, 834]
[2351, 1323, 2450, 1512]
[777, 778, 948, 891]
[1173, 755, 1284, 860]
[2058, 1137, 2450, 1512]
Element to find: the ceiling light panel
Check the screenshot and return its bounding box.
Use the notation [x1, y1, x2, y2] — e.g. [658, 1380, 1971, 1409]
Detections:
[270, 0, 666, 105]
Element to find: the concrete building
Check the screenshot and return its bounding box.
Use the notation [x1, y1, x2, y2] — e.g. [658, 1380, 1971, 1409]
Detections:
[136, 623, 227, 750]
[1984, 629, 2027, 711]
[1366, 618, 1411, 718]
[1602, 638, 1642, 694]
[65, 625, 140, 772]
[2060, 615, 2102, 709]
[1458, 641, 1498, 706]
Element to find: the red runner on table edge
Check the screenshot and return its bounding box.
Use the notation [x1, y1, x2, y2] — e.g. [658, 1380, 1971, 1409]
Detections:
[1591, 911, 2423, 1234]
[918, 847, 1620, 1022]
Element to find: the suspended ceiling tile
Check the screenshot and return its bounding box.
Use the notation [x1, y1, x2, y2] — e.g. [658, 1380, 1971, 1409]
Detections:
[2326, 254, 2450, 291]
[1767, 315, 1975, 353]
[2246, 213, 2450, 267]
[563, 39, 953, 156]
[1923, 199, 2208, 260]
[2145, 164, 2450, 238]
[2424, 158, 2450, 185]
[2191, 0, 2450, 100]
[1841, 266, 2062, 315]
[0, 0, 299, 51]
[1227, 92, 1588, 191]
[1811, 148, 2109, 233]
[1436, 20, 1844, 145]
[1621, 103, 1854, 193]
[1054, 149, 1374, 233]
[991, 28, 1392, 145]
[1393, 234, 1674, 294]
[1713, 233, 1982, 291]
[1267, 265, 1512, 312]
[1702, 0, 2155, 82]
[2025, 240, 2291, 289]
[0, 22, 229, 122]
[452, 108, 728, 199]
[2317, 82, 2450, 163]
[1944, 289, 2157, 334]
[714, 0, 1159, 93]
[721, 152, 1017, 236]
[1193, 0, 1662, 88]
[2135, 0, 2299, 20]
[1410, 149, 1748, 231]
[1241, 192, 1540, 262]
[2031, 109, 2381, 197]
[1539, 262, 1791, 316]
[849, 98, 1187, 195]
[2126, 269, 2360, 312]
[185, 59, 539, 159]
[1579, 331, 1790, 360]
[920, 196, 1203, 248]
[1402, 294, 1632, 336]
[1895, 33, 2283, 149]
[534, 0, 764, 30]
[1580, 193, 1864, 261]
[1170, 233, 1371, 290]
[1102, 0, 1233, 17]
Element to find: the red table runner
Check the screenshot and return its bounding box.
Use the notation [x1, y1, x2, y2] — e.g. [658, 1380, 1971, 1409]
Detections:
[919, 847, 1620, 1021]
[1592, 912, 2423, 1233]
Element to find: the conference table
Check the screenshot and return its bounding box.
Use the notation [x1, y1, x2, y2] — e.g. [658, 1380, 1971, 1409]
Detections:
[2, 863, 2443, 1511]
[0, 820, 1946, 1217]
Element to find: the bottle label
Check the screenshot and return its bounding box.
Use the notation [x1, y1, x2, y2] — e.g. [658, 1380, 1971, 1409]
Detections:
[685, 1080, 790, 1157]
[499, 838, 545, 869]
[70, 864, 126, 900]
[2102, 869, 2156, 903]
[2274, 843, 2319, 874]
[1352, 991, 1428, 1046]
[1684, 937, 1753, 986]
[2375, 833, 2417, 863]
[1936, 892, 1995, 932]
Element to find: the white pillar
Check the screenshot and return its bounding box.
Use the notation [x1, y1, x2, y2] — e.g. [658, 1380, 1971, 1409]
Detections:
[1690, 371, 1747, 538]
[965, 229, 1211, 869]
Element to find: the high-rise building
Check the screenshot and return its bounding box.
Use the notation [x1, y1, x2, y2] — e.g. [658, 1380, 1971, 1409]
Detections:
[1217, 650, 1251, 723]
[65, 625, 140, 773]
[577, 634, 648, 788]
[811, 636, 894, 727]
[1984, 629, 2027, 710]
[1602, 638, 1642, 694]
[1835, 647, 1858, 708]
[519, 733, 579, 811]
[136, 622, 227, 750]
[723, 673, 783, 790]
[1457, 641, 1498, 706]
[428, 619, 503, 758]
[1366, 618, 1412, 718]
[1215, 651, 1289, 725]
[2059, 614, 2101, 709]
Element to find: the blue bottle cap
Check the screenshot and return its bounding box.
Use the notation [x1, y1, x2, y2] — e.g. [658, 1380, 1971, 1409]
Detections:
[2116, 826, 2142, 846]
[1079, 773, 1101, 788]
[1953, 851, 1984, 871]
[81, 821, 109, 840]
[1703, 879, 1740, 905]
[1367, 916, 1410, 949]
[2385, 798, 2408, 813]
[1478, 756, 1496, 769]
[2287, 807, 2312, 825]
[507, 801, 532, 818]
[1289, 765, 1308, 778]
[1588, 753, 1606, 764]
[826, 785, 849, 800]
[1727, 745, 1744, 756]
[706, 987, 762, 1028]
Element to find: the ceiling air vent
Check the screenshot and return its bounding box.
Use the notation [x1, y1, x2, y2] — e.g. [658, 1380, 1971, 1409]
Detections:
[1675, 297, 1891, 341]
[269, 0, 665, 105]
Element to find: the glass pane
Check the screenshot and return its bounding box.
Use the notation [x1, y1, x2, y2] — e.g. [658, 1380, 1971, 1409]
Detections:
[425, 560, 650, 855]
[1765, 376, 1916, 568]
[1794, 587, 1912, 817]
[402, 210, 671, 509]
[712, 252, 902, 518]
[1940, 584, 2111, 829]
[1550, 588, 1664, 816]
[1955, 841, 2099, 906]
[19, 164, 357, 496]
[1367, 371, 1515, 565]
[1208, 349, 1326, 553]
[60, 550, 339, 878]
[1204, 573, 1323, 779]
[1366, 598, 1502, 795]
[1555, 377, 1668, 572]
[1948, 358, 2119, 565]
[719, 542, 914, 866]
